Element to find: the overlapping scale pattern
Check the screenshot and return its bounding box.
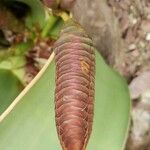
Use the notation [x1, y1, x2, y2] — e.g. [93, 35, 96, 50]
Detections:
[54, 21, 95, 150]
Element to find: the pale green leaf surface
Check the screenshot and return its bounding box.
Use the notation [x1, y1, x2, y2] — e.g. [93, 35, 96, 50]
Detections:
[0, 69, 23, 115]
[0, 52, 130, 150]
[0, 56, 26, 84]
[0, 56, 26, 70]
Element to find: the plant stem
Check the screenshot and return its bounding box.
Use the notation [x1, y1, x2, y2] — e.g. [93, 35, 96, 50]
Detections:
[41, 15, 58, 37]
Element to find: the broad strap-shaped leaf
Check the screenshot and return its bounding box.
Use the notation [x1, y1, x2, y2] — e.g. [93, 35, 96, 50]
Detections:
[0, 69, 23, 115]
[0, 52, 130, 150]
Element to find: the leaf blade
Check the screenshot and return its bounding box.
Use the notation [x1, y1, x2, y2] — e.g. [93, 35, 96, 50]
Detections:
[0, 52, 130, 150]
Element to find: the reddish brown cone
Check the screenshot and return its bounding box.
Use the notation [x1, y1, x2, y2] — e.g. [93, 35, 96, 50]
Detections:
[54, 20, 95, 150]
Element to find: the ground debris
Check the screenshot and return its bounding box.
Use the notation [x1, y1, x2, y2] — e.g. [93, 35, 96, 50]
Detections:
[107, 1, 150, 149]
[25, 38, 54, 84]
[108, 0, 150, 81]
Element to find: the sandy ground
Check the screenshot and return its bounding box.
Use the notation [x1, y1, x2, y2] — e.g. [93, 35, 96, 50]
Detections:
[107, 1, 150, 149]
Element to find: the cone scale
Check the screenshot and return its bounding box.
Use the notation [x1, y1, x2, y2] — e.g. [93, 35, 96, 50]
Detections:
[54, 21, 95, 150]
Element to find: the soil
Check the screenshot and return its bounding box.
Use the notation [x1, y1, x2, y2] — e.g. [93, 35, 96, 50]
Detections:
[108, 0, 150, 81]
[25, 38, 54, 84]
[107, 1, 150, 149]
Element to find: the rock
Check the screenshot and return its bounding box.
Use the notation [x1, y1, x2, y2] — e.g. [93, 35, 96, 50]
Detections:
[128, 44, 136, 50]
[62, 0, 123, 64]
[126, 90, 150, 150]
[129, 71, 150, 99]
[141, 20, 150, 33]
[131, 50, 139, 57]
[146, 33, 150, 41]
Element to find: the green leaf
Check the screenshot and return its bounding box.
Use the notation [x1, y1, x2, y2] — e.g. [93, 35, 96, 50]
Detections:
[41, 15, 60, 38]
[47, 18, 64, 39]
[0, 69, 23, 115]
[17, 0, 46, 28]
[14, 40, 33, 55]
[0, 52, 130, 150]
[0, 55, 26, 85]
